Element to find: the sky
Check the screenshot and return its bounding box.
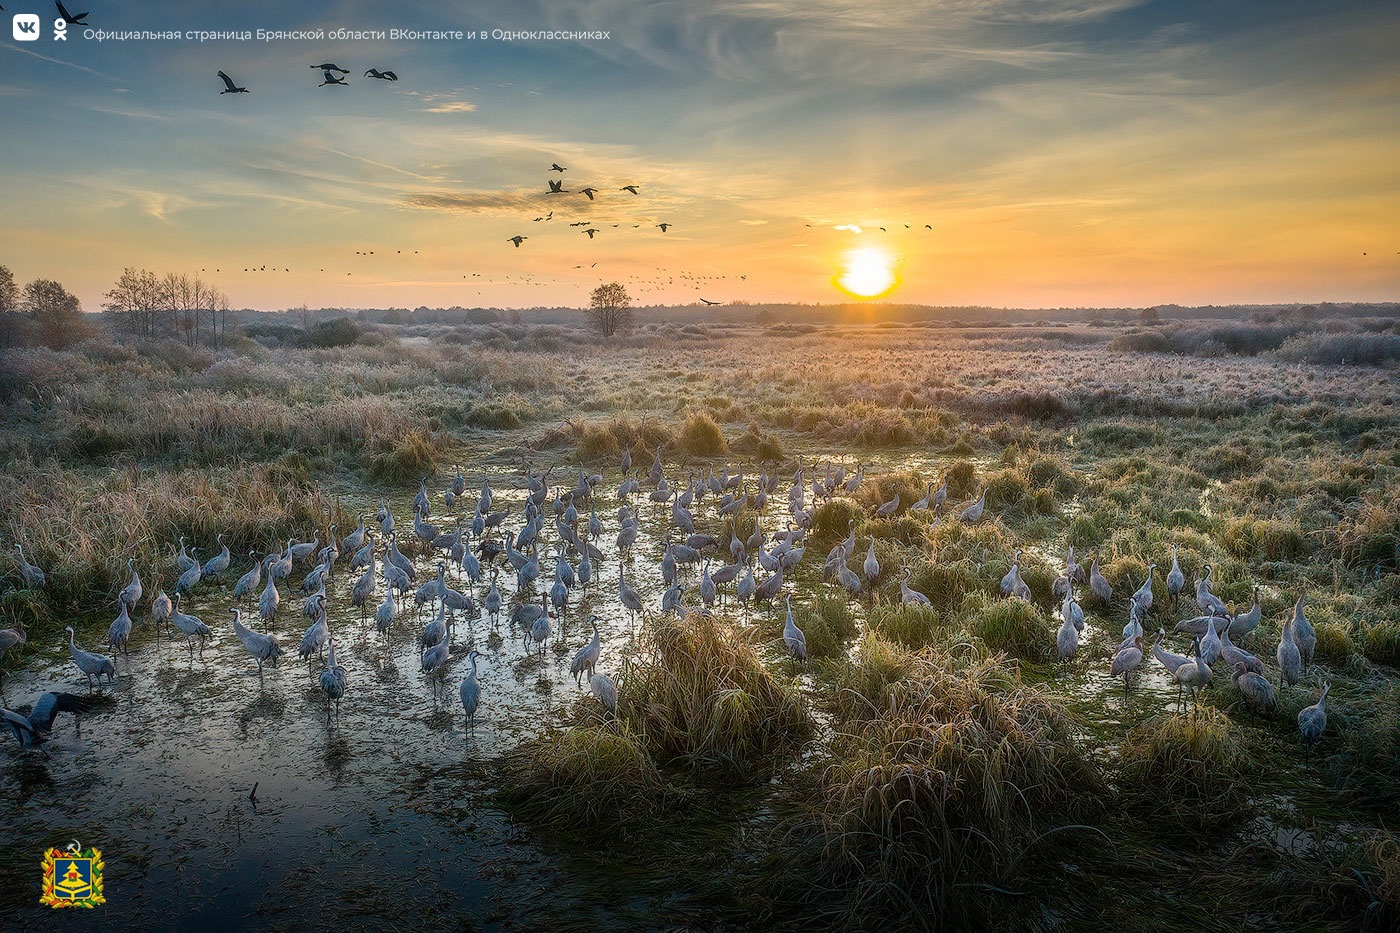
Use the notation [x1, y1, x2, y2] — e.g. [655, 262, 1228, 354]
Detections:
[0, 0, 1397, 311]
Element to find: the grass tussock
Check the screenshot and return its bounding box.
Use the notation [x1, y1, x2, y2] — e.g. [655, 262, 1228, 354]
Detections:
[967, 596, 1051, 662]
[677, 410, 728, 457]
[571, 415, 675, 463]
[1313, 622, 1356, 666]
[1222, 516, 1311, 562]
[499, 723, 668, 834]
[791, 591, 858, 658]
[867, 603, 942, 649]
[1364, 625, 1400, 667]
[366, 428, 441, 484]
[1118, 709, 1247, 820]
[619, 612, 812, 780]
[776, 649, 1104, 928]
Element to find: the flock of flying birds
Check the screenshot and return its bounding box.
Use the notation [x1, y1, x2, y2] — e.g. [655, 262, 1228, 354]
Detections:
[216, 62, 398, 95]
[3, 452, 1334, 753]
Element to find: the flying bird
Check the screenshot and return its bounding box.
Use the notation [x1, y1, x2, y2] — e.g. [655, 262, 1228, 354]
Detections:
[549, 163, 567, 172]
[547, 179, 568, 194]
[507, 236, 527, 247]
[700, 298, 721, 305]
[311, 63, 350, 73]
[579, 187, 598, 200]
[656, 223, 671, 232]
[319, 69, 348, 87]
[583, 228, 599, 239]
[55, 1, 88, 25]
[620, 185, 639, 195]
[364, 68, 398, 80]
[217, 71, 249, 94]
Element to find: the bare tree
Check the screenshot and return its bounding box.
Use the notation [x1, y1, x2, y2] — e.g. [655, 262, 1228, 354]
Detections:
[585, 282, 633, 340]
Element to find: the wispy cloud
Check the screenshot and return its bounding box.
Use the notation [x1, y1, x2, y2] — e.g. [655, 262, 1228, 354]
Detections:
[422, 101, 478, 114]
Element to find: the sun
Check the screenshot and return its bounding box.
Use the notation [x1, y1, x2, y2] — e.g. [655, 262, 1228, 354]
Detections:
[835, 247, 899, 299]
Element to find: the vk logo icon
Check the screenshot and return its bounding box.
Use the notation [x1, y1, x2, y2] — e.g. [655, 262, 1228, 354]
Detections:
[13, 13, 42, 40]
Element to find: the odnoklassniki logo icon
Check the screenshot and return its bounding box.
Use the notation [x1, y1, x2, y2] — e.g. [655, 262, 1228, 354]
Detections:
[13, 13, 42, 41]
[40, 841, 105, 909]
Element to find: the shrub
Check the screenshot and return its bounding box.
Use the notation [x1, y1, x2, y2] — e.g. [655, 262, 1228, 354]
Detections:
[968, 597, 1051, 662]
[306, 317, 361, 348]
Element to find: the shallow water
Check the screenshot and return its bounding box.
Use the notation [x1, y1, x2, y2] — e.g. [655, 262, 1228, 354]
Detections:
[0, 460, 696, 929]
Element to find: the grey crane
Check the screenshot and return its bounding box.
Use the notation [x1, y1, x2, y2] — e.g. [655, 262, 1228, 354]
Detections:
[0, 624, 27, 665]
[589, 671, 617, 713]
[782, 596, 807, 662]
[1218, 623, 1264, 675]
[959, 489, 986, 523]
[420, 602, 447, 649]
[1196, 565, 1227, 616]
[290, 532, 320, 562]
[108, 600, 132, 656]
[202, 534, 231, 578]
[319, 636, 347, 720]
[485, 571, 503, 626]
[618, 566, 643, 624]
[377, 499, 394, 537]
[271, 540, 294, 581]
[1110, 635, 1144, 688]
[1088, 553, 1113, 605]
[387, 534, 417, 582]
[910, 481, 936, 512]
[570, 615, 602, 685]
[1151, 628, 1192, 676]
[1166, 546, 1185, 605]
[169, 594, 212, 657]
[377, 583, 399, 636]
[258, 557, 280, 625]
[118, 558, 143, 610]
[151, 581, 173, 636]
[342, 516, 367, 554]
[1200, 615, 1224, 666]
[231, 609, 282, 673]
[1000, 550, 1024, 597]
[1132, 564, 1156, 615]
[874, 490, 901, 519]
[1061, 592, 1085, 633]
[1228, 587, 1262, 639]
[1056, 613, 1078, 662]
[1232, 661, 1276, 715]
[1297, 683, 1329, 747]
[174, 550, 202, 596]
[231, 549, 262, 601]
[2, 691, 98, 749]
[1277, 615, 1302, 687]
[863, 540, 880, 584]
[1172, 637, 1214, 710]
[65, 627, 116, 686]
[1291, 594, 1316, 667]
[299, 606, 329, 661]
[899, 568, 931, 607]
[526, 603, 551, 655]
[175, 537, 198, 574]
[460, 651, 482, 726]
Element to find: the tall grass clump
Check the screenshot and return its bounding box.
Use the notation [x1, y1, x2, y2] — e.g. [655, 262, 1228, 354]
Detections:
[1364, 625, 1400, 667]
[1118, 709, 1247, 820]
[677, 410, 727, 457]
[571, 415, 675, 462]
[866, 603, 942, 649]
[366, 428, 440, 483]
[1221, 517, 1310, 562]
[967, 595, 1051, 662]
[774, 649, 1104, 928]
[790, 591, 858, 658]
[619, 613, 811, 780]
[499, 723, 668, 835]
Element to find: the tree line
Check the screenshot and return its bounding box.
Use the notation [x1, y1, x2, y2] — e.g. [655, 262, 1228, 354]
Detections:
[103, 268, 232, 348]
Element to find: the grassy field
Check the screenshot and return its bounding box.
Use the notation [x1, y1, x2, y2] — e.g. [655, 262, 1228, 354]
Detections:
[2, 312, 1398, 930]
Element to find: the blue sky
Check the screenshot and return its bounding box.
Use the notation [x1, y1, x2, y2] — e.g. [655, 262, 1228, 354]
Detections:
[1, 0, 1397, 310]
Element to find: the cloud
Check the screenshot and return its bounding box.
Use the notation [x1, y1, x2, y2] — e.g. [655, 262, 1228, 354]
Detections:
[833, 224, 863, 233]
[422, 101, 478, 114]
[403, 190, 550, 214]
